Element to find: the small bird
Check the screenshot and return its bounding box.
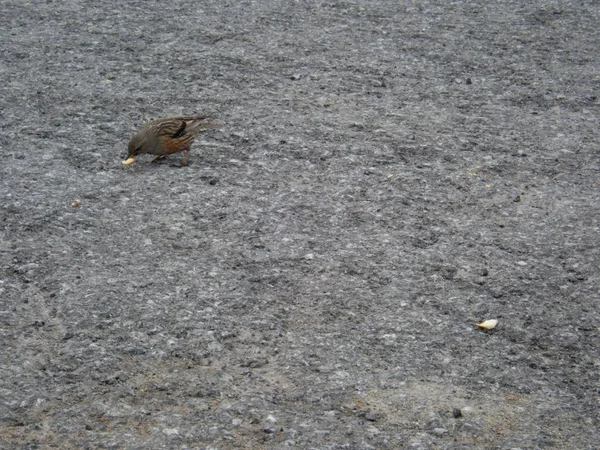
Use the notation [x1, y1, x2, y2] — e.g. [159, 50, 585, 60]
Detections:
[123, 116, 223, 167]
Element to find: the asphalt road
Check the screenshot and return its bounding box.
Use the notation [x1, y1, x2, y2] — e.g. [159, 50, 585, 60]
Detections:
[1, 1, 599, 448]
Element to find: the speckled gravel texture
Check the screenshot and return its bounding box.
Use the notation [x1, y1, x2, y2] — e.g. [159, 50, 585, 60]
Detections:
[1, 1, 599, 449]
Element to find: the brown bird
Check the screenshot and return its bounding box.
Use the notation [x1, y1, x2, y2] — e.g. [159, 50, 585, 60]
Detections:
[123, 116, 223, 167]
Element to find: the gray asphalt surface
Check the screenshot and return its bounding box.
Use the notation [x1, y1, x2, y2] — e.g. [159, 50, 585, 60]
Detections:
[1, 1, 599, 448]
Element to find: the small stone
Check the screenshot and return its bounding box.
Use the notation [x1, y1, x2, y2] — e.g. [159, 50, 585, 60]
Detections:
[304, 253, 314, 260]
[366, 425, 380, 435]
[62, 332, 74, 340]
[432, 427, 448, 436]
[558, 332, 579, 348]
[364, 412, 382, 422]
[491, 289, 504, 298]
[380, 334, 397, 346]
[16, 263, 39, 274]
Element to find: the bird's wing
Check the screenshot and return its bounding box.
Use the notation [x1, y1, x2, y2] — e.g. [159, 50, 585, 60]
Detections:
[177, 116, 222, 131]
[171, 121, 187, 139]
[150, 117, 222, 140]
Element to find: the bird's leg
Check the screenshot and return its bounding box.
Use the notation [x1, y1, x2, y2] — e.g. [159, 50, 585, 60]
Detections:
[178, 148, 191, 167]
[151, 155, 167, 163]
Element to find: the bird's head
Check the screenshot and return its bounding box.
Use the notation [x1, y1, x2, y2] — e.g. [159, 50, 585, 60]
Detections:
[127, 132, 147, 158]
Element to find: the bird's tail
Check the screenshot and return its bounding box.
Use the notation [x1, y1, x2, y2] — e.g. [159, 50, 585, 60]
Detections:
[185, 117, 224, 133]
[196, 122, 224, 130]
